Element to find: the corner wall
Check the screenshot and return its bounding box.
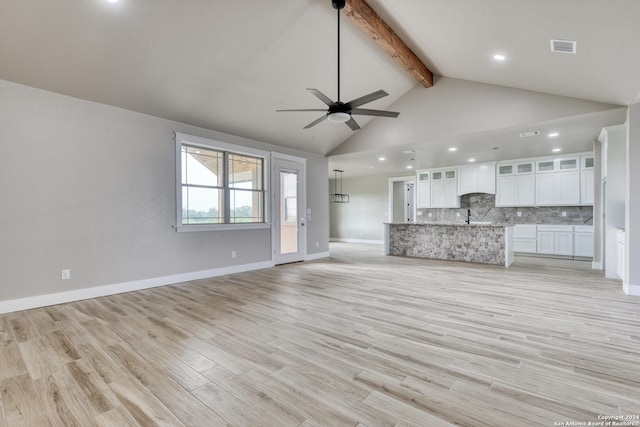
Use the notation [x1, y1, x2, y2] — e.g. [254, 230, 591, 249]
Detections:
[0, 79, 329, 310]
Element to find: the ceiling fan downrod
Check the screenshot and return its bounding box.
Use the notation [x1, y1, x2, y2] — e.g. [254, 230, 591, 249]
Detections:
[333, 0, 345, 102]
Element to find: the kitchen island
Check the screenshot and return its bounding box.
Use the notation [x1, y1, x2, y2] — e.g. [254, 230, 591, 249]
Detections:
[384, 223, 514, 266]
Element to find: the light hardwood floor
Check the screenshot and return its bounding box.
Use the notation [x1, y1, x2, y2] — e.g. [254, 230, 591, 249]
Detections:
[1, 243, 639, 426]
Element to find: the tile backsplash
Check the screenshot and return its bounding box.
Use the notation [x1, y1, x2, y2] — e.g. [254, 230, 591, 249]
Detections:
[417, 193, 593, 225]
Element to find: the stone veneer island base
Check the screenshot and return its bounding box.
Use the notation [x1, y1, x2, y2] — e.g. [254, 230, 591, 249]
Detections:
[384, 223, 514, 267]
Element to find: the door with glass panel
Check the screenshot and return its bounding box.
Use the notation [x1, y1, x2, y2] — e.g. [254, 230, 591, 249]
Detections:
[273, 157, 306, 265]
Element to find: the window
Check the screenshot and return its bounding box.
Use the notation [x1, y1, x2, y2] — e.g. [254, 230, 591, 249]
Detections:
[175, 133, 269, 231]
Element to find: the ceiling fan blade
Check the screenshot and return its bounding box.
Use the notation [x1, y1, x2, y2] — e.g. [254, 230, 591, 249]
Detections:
[351, 108, 400, 118]
[303, 114, 329, 129]
[276, 109, 328, 112]
[345, 89, 389, 109]
[345, 117, 360, 131]
[307, 88, 336, 107]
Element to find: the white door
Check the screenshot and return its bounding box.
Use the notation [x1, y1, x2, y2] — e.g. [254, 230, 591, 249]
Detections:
[273, 157, 306, 265]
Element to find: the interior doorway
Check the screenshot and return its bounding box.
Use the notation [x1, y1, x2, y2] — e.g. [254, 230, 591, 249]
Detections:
[388, 176, 417, 223]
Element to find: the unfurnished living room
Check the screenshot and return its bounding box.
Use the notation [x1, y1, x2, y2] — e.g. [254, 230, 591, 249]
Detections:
[1, 1, 640, 426]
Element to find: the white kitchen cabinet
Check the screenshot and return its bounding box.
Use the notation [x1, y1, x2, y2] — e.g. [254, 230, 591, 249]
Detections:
[580, 155, 595, 205]
[496, 174, 535, 206]
[457, 162, 496, 195]
[431, 169, 460, 208]
[535, 171, 580, 206]
[537, 225, 574, 256]
[535, 174, 555, 205]
[555, 231, 574, 255]
[496, 161, 535, 207]
[416, 171, 431, 208]
[536, 231, 556, 254]
[617, 229, 625, 280]
[574, 226, 594, 257]
[513, 225, 537, 253]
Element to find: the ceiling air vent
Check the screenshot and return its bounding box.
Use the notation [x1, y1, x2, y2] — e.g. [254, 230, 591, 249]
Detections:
[520, 131, 541, 138]
[550, 39, 577, 54]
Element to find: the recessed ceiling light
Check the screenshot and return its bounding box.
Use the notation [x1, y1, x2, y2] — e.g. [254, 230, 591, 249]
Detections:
[468, 158, 476, 163]
[105, 0, 119, 3]
[548, 132, 559, 137]
[493, 54, 506, 61]
[402, 149, 417, 154]
[406, 165, 413, 169]
[448, 147, 457, 152]
[378, 157, 386, 161]
[552, 148, 562, 153]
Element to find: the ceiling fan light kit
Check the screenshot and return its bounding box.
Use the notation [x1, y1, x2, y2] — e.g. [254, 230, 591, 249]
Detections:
[328, 111, 351, 123]
[277, 0, 399, 131]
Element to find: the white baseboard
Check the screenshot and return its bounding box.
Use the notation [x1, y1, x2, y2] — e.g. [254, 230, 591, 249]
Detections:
[305, 251, 330, 261]
[623, 282, 640, 296]
[0, 260, 274, 315]
[592, 261, 603, 270]
[330, 238, 384, 245]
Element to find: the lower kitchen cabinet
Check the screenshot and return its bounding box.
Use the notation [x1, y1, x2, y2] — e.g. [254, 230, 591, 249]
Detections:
[512, 224, 537, 253]
[555, 231, 574, 256]
[514, 225, 591, 258]
[574, 226, 594, 257]
[536, 231, 555, 254]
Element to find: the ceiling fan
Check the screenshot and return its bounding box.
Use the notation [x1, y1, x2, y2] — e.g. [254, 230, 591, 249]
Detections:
[276, 0, 399, 131]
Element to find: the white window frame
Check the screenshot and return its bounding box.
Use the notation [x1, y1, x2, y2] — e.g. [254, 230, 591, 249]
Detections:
[175, 132, 270, 232]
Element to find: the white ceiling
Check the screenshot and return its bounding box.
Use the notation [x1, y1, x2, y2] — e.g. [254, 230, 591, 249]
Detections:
[1, 0, 639, 177]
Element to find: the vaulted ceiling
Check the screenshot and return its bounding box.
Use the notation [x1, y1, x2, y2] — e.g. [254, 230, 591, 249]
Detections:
[1, 0, 638, 176]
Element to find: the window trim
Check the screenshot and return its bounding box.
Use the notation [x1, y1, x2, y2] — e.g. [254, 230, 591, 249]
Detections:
[175, 132, 270, 232]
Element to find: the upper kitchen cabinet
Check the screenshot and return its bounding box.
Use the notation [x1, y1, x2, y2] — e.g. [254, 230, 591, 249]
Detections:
[495, 161, 535, 207]
[431, 168, 460, 208]
[580, 155, 595, 205]
[535, 156, 580, 206]
[416, 170, 431, 208]
[495, 152, 592, 207]
[457, 162, 496, 195]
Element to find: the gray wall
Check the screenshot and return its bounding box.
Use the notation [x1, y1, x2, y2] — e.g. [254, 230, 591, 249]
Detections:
[0, 79, 329, 303]
[626, 105, 640, 291]
[330, 175, 388, 242]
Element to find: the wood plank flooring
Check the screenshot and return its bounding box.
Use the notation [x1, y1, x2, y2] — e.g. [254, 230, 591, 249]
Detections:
[1, 243, 640, 426]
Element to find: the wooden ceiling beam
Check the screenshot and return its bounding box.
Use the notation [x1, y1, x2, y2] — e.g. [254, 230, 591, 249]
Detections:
[342, 0, 433, 88]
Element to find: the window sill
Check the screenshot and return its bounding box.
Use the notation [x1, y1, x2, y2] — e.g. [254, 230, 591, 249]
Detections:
[176, 223, 271, 232]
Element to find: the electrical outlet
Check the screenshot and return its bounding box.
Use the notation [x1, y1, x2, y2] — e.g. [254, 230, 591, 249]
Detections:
[428, 213, 432, 218]
[315, 241, 319, 248]
[231, 251, 236, 258]
[456, 212, 460, 217]
[562, 211, 567, 217]
[61, 269, 71, 280]
[517, 211, 522, 217]
[417, 211, 422, 216]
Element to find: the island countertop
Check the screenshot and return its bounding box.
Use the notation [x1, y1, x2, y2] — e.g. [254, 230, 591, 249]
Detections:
[384, 222, 514, 266]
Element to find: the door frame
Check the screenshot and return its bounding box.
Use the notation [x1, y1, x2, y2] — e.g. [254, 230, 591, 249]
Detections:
[271, 153, 307, 265]
[388, 176, 416, 223]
